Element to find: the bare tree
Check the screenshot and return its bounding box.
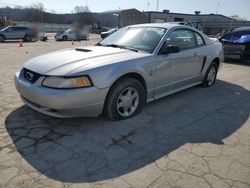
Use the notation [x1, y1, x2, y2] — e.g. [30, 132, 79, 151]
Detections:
[73, 5, 93, 25]
[14, 5, 23, 9]
[29, 2, 45, 12]
[74, 6, 90, 13]
[230, 15, 247, 21]
[24, 2, 45, 23]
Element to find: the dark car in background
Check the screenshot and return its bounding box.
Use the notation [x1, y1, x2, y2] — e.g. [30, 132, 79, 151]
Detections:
[179, 21, 202, 31]
[220, 27, 250, 63]
[101, 28, 118, 39]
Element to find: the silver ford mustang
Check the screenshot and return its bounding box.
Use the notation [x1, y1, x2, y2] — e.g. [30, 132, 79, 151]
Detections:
[14, 23, 223, 120]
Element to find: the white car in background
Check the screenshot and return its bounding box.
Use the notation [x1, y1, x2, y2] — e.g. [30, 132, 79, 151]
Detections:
[55, 28, 89, 41]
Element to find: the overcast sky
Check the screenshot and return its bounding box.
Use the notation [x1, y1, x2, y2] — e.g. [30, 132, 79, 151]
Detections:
[0, 0, 249, 20]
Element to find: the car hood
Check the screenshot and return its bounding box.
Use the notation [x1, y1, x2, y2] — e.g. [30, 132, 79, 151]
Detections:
[101, 30, 113, 34]
[221, 32, 250, 44]
[23, 46, 150, 75]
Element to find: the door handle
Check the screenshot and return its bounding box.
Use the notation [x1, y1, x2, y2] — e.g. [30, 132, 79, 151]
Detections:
[194, 52, 200, 57]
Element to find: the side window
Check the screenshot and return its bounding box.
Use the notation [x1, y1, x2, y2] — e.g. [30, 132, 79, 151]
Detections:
[12, 27, 21, 31]
[166, 29, 196, 50]
[194, 32, 205, 47]
[19, 27, 26, 31]
[14, 27, 25, 31]
[6, 27, 13, 32]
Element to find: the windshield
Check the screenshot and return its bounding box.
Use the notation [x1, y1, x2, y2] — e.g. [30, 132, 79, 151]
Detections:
[99, 27, 166, 53]
[0, 26, 9, 32]
[233, 27, 250, 32]
[108, 28, 117, 32]
[64, 29, 73, 34]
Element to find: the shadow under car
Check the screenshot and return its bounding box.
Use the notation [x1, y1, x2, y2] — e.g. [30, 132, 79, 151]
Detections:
[5, 80, 250, 183]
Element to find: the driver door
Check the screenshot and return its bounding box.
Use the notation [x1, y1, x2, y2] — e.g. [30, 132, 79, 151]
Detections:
[68, 30, 77, 40]
[154, 29, 203, 98]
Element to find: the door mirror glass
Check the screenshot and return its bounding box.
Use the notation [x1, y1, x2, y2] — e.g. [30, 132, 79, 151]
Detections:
[159, 43, 180, 54]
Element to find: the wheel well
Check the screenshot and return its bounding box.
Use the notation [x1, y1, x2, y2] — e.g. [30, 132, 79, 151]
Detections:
[213, 57, 220, 68]
[112, 73, 147, 93]
[0, 34, 5, 39]
[103, 72, 147, 114]
[24, 34, 31, 38]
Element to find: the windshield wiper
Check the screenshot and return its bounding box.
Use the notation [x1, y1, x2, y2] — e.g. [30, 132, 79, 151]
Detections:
[98, 43, 139, 52]
[121, 46, 139, 52]
[105, 44, 120, 48]
[96, 43, 119, 48]
[96, 42, 104, 46]
[105, 44, 138, 52]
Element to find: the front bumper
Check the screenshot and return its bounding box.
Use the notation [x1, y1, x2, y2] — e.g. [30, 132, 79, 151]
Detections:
[14, 71, 109, 118]
[101, 33, 109, 39]
[55, 35, 63, 41]
[223, 43, 250, 61]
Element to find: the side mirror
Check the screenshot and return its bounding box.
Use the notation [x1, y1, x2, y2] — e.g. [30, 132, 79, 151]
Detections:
[159, 43, 180, 55]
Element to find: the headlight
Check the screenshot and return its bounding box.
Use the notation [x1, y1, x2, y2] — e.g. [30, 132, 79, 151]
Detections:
[42, 76, 92, 89]
[242, 44, 246, 50]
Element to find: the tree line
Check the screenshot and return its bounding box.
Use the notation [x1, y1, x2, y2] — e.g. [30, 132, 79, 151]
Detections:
[0, 3, 94, 24]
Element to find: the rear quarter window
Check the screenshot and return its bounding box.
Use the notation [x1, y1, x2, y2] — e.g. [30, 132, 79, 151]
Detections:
[194, 32, 205, 47]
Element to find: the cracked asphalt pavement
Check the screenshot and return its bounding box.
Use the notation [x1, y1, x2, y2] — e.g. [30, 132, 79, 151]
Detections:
[0, 37, 250, 188]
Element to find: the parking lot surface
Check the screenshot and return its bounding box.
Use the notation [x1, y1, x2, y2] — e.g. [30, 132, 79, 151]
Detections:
[0, 37, 250, 188]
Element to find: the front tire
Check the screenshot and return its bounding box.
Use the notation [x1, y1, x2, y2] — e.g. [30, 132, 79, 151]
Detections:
[62, 35, 68, 41]
[104, 78, 146, 121]
[202, 62, 218, 87]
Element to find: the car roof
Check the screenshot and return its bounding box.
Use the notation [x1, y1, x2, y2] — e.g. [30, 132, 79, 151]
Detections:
[128, 22, 192, 30]
[233, 27, 250, 32]
[10, 26, 31, 29]
[128, 22, 213, 45]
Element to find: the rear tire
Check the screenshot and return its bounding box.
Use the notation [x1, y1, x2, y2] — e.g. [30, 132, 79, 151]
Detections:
[202, 62, 218, 87]
[104, 78, 146, 121]
[24, 35, 32, 42]
[0, 35, 5, 42]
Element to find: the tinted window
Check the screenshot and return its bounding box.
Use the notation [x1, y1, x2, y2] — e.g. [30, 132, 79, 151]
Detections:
[233, 27, 250, 32]
[6, 27, 13, 32]
[167, 29, 196, 50]
[64, 29, 73, 34]
[194, 32, 205, 46]
[223, 30, 250, 39]
[237, 30, 250, 35]
[12, 27, 26, 31]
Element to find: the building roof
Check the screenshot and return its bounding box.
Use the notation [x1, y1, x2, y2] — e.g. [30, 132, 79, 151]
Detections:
[143, 11, 233, 20]
[101, 9, 234, 22]
[100, 8, 139, 14]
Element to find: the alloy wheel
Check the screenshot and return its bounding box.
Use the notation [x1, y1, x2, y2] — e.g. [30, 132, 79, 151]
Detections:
[116, 87, 139, 117]
[207, 66, 216, 86]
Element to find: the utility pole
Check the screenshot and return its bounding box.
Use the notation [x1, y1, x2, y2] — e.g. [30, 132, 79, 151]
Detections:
[156, 0, 159, 11]
[216, 3, 220, 14]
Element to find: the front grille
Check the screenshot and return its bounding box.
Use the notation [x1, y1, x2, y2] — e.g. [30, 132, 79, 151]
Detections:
[223, 44, 245, 51]
[23, 68, 41, 83]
